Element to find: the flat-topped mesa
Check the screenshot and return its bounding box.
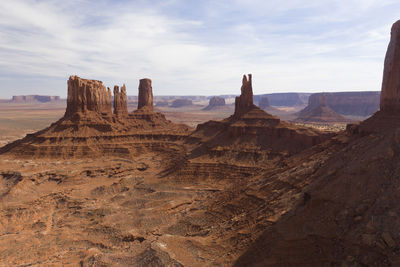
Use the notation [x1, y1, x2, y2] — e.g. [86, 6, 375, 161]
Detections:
[138, 78, 154, 111]
[380, 20, 400, 113]
[65, 75, 112, 117]
[234, 74, 255, 117]
[113, 84, 128, 116]
[321, 93, 327, 106]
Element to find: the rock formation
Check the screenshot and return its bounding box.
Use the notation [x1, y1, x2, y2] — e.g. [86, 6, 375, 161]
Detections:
[234, 74, 255, 117]
[295, 93, 350, 123]
[11, 95, 61, 103]
[203, 96, 225, 110]
[380, 20, 400, 112]
[113, 84, 128, 116]
[254, 93, 309, 107]
[185, 74, 333, 167]
[235, 20, 400, 267]
[0, 76, 190, 158]
[258, 96, 270, 109]
[138, 78, 153, 111]
[171, 99, 193, 108]
[65, 75, 112, 117]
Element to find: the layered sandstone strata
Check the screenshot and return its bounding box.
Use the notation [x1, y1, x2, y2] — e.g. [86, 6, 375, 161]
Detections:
[65, 76, 112, 117]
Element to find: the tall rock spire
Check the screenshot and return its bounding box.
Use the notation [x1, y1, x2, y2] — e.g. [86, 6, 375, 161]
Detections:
[113, 84, 128, 116]
[234, 74, 254, 117]
[138, 78, 154, 111]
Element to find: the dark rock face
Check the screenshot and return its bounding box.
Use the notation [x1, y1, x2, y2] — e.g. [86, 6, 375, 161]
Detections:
[381, 20, 400, 112]
[258, 97, 270, 109]
[203, 96, 225, 110]
[65, 76, 112, 117]
[234, 74, 255, 117]
[138, 79, 154, 111]
[171, 99, 193, 108]
[113, 84, 128, 116]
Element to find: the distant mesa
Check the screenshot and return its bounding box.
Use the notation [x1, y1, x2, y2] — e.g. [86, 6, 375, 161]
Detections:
[11, 95, 61, 103]
[258, 96, 270, 109]
[171, 98, 193, 108]
[155, 101, 169, 107]
[203, 96, 225, 110]
[254, 93, 309, 107]
[295, 93, 351, 123]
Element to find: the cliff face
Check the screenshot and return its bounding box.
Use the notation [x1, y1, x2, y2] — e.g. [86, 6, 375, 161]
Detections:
[113, 85, 128, 116]
[138, 79, 154, 111]
[258, 96, 270, 109]
[65, 76, 112, 117]
[381, 20, 400, 112]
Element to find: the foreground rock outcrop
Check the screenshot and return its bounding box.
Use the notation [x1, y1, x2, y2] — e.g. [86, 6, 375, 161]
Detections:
[234, 19, 400, 267]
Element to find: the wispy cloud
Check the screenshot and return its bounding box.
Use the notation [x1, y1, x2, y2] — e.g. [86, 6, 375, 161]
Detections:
[0, 0, 398, 97]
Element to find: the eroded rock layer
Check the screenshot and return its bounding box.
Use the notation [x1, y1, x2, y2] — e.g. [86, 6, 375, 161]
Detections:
[113, 85, 128, 116]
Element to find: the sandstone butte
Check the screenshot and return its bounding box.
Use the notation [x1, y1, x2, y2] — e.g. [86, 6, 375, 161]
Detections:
[202, 96, 225, 110]
[295, 93, 351, 123]
[2, 20, 400, 267]
[0, 75, 190, 158]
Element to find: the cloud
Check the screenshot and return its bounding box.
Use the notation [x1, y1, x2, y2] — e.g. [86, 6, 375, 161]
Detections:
[0, 0, 398, 97]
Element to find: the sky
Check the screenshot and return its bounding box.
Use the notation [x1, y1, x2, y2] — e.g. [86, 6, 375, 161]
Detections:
[0, 0, 399, 98]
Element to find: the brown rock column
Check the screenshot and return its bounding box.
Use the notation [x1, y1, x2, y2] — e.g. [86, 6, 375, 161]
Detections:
[113, 84, 128, 116]
[138, 78, 154, 111]
[234, 74, 254, 117]
[381, 20, 400, 112]
[65, 75, 112, 117]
